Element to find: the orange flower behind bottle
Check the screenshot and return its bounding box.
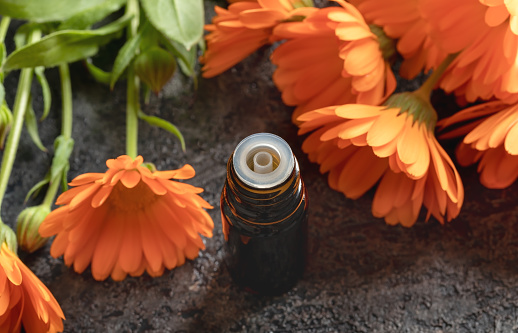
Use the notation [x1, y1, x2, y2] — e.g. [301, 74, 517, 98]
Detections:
[298, 97, 463, 226]
[439, 100, 518, 189]
[201, 0, 317, 78]
[270, 0, 396, 122]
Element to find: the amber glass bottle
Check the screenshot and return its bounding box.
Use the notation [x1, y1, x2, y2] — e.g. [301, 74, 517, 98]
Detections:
[220, 133, 308, 295]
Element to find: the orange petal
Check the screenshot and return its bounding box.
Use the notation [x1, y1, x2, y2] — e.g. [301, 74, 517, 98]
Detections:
[337, 147, 387, 199]
[90, 213, 124, 281]
[239, 9, 287, 29]
[120, 170, 142, 188]
[118, 215, 143, 273]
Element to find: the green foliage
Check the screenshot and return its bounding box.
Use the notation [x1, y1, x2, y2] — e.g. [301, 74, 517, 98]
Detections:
[0, 0, 113, 22]
[24, 96, 47, 152]
[140, 0, 204, 51]
[58, 0, 127, 30]
[34, 67, 51, 121]
[51, 135, 74, 188]
[3, 15, 132, 71]
[138, 110, 185, 152]
[110, 22, 148, 89]
[85, 60, 112, 85]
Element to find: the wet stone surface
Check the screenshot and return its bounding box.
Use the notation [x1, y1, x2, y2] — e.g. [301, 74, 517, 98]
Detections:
[3, 2, 518, 332]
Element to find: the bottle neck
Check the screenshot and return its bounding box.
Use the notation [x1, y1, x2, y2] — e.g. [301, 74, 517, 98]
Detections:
[224, 154, 305, 225]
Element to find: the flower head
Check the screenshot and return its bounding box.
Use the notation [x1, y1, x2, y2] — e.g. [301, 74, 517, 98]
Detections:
[270, 0, 396, 122]
[349, 0, 447, 79]
[438, 100, 518, 188]
[39, 155, 214, 281]
[421, 0, 518, 102]
[298, 95, 463, 226]
[201, 0, 317, 78]
[0, 243, 65, 332]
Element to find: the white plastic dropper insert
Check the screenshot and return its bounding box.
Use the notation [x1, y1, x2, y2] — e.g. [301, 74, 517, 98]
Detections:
[233, 133, 295, 189]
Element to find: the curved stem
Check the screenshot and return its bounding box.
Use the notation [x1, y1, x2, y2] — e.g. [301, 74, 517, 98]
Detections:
[125, 0, 140, 159]
[42, 176, 61, 208]
[414, 53, 458, 102]
[0, 29, 41, 211]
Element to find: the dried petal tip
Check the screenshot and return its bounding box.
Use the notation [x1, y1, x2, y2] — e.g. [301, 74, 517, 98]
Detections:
[17, 205, 51, 253]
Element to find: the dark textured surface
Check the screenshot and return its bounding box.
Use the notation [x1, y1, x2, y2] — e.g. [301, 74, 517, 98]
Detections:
[3, 2, 518, 332]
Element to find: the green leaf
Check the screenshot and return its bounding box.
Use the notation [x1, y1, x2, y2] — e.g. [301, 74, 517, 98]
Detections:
[0, 0, 117, 22]
[85, 59, 112, 85]
[24, 174, 50, 202]
[3, 15, 132, 71]
[51, 135, 74, 183]
[24, 96, 47, 152]
[58, 0, 127, 30]
[110, 22, 148, 89]
[34, 67, 51, 121]
[138, 110, 185, 151]
[140, 0, 204, 51]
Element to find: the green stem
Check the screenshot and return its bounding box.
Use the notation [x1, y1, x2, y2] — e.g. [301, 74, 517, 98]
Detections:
[59, 63, 73, 139]
[0, 29, 41, 210]
[40, 63, 74, 209]
[414, 53, 458, 102]
[42, 176, 61, 208]
[0, 16, 10, 43]
[125, 0, 140, 159]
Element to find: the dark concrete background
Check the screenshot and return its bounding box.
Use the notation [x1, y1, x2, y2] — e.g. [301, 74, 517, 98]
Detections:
[2, 1, 518, 332]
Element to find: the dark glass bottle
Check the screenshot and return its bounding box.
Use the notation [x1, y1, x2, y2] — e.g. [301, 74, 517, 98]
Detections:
[220, 133, 308, 295]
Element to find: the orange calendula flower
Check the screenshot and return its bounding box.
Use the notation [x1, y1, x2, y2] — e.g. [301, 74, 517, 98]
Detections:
[39, 155, 214, 281]
[349, 0, 447, 79]
[201, 0, 317, 78]
[298, 96, 463, 226]
[438, 100, 518, 189]
[421, 0, 518, 102]
[0, 243, 65, 332]
[270, 0, 396, 122]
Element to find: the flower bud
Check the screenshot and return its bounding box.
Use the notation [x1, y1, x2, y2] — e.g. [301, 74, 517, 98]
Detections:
[0, 103, 13, 149]
[134, 47, 177, 94]
[0, 220, 17, 253]
[16, 205, 50, 253]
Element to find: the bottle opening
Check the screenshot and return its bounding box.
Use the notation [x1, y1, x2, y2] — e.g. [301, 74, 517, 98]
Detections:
[253, 151, 274, 174]
[233, 133, 295, 188]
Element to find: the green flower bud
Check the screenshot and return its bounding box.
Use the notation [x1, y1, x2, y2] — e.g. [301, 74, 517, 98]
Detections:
[134, 47, 177, 94]
[16, 205, 50, 253]
[0, 220, 17, 254]
[0, 103, 13, 149]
